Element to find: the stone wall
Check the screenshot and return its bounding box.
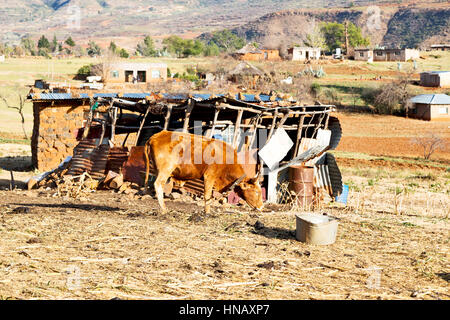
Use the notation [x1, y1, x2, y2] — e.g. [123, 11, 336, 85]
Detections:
[32, 101, 87, 171]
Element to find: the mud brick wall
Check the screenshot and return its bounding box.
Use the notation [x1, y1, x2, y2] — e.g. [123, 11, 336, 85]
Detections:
[32, 101, 88, 171]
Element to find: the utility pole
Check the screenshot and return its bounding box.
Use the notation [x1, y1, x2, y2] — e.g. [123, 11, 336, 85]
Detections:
[344, 20, 349, 56]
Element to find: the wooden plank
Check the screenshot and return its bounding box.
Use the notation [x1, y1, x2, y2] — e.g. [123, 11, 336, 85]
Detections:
[183, 99, 194, 133]
[232, 109, 244, 148]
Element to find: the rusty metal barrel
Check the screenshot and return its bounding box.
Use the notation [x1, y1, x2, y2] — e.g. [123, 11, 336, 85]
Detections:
[288, 166, 314, 208]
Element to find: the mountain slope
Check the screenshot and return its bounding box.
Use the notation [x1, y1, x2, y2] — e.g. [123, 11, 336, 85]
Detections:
[225, 4, 450, 49]
[0, 0, 368, 43]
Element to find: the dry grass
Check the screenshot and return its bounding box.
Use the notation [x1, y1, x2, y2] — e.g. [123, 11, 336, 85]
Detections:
[0, 170, 448, 300]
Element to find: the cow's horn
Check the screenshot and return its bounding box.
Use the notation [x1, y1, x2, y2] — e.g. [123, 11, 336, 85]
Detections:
[229, 174, 246, 191]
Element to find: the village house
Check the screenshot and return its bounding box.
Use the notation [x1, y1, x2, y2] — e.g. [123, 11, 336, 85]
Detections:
[354, 48, 420, 62]
[232, 44, 280, 61]
[354, 48, 373, 62]
[408, 94, 450, 121]
[420, 71, 450, 88]
[105, 62, 168, 83]
[430, 44, 450, 51]
[287, 47, 321, 61]
[373, 48, 420, 62]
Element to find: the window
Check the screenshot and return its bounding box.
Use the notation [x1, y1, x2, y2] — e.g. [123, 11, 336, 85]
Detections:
[359, 52, 364, 57]
[125, 70, 133, 82]
[438, 107, 448, 114]
[111, 70, 119, 78]
[376, 51, 383, 56]
[395, 51, 400, 56]
[151, 70, 160, 79]
[137, 70, 146, 82]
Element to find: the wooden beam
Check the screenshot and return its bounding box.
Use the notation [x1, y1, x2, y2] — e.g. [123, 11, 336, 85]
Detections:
[135, 106, 151, 146]
[183, 99, 194, 133]
[293, 107, 306, 157]
[232, 109, 243, 148]
[163, 105, 173, 130]
[207, 107, 221, 138]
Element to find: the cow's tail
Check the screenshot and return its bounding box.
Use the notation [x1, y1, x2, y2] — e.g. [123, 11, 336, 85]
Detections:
[144, 139, 151, 193]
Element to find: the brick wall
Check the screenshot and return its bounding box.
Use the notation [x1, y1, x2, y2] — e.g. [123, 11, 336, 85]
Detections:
[32, 101, 87, 171]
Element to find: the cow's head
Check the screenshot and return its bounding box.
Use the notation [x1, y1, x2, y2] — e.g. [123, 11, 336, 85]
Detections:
[236, 174, 264, 211]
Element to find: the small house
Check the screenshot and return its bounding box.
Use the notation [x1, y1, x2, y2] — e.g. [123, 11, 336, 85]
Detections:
[233, 44, 280, 61]
[420, 71, 450, 88]
[354, 48, 373, 62]
[372, 48, 420, 62]
[430, 44, 450, 51]
[105, 62, 167, 83]
[409, 94, 450, 121]
[287, 47, 321, 61]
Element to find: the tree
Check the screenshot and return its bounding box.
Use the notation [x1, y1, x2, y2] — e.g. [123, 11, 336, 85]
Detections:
[136, 35, 156, 57]
[163, 36, 205, 58]
[87, 40, 101, 57]
[304, 25, 326, 49]
[51, 34, 58, 52]
[0, 91, 29, 139]
[204, 43, 220, 56]
[37, 35, 50, 49]
[118, 48, 129, 58]
[109, 41, 118, 54]
[65, 36, 76, 47]
[207, 30, 245, 52]
[411, 132, 447, 160]
[21, 37, 36, 55]
[320, 22, 369, 53]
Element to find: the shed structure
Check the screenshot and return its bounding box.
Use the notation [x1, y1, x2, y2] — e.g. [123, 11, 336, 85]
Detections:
[420, 71, 450, 88]
[409, 94, 450, 121]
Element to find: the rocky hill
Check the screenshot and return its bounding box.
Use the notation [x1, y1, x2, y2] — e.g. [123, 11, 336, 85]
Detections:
[226, 3, 450, 50]
[0, 0, 370, 43]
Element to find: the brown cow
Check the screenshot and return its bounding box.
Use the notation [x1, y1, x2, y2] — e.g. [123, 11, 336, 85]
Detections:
[144, 130, 263, 213]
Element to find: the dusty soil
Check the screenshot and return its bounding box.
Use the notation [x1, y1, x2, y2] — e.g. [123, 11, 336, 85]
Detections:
[0, 188, 448, 300]
[335, 113, 450, 161]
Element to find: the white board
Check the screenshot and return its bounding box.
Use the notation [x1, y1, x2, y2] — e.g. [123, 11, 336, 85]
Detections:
[258, 128, 293, 171]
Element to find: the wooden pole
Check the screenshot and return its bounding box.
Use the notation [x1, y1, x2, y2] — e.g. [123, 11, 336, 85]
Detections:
[135, 106, 151, 146]
[163, 105, 173, 130]
[232, 109, 243, 148]
[207, 107, 220, 138]
[183, 99, 194, 133]
[293, 108, 306, 157]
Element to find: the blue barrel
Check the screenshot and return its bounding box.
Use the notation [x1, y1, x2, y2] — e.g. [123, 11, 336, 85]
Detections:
[335, 184, 349, 204]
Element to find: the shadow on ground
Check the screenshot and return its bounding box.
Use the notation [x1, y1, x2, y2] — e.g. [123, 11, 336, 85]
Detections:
[0, 156, 33, 172]
[10, 203, 121, 212]
[252, 225, 296, 240]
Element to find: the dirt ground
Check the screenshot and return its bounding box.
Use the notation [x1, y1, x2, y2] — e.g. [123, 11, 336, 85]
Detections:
[0, 176, 448, 300]
[335, 113, 450, 161]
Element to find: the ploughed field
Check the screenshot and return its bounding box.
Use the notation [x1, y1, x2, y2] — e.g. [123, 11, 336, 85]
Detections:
[0, 161, 448, 299]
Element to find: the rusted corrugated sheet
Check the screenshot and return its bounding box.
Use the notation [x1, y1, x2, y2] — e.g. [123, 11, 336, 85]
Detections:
[326, 153, 343, 197]
[313, 153, 342, 198]
[328, 116, 342, 150]
[67, 139, 96, 176]
[176, 179, 204, 196]
[90, 144, 110, 180]
[122, 146, 147, 186]
[106, 147, 129, 173]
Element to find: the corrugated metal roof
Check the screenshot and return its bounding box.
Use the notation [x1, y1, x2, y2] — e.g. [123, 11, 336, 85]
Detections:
[30, 92, 283, 103]
[410, 94, 450, 105]
[420, 71, 450, 75]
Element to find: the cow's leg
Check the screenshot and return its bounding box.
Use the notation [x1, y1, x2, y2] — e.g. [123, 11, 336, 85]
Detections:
[204, 179, 214, 214]
[154, 171, 171, 213]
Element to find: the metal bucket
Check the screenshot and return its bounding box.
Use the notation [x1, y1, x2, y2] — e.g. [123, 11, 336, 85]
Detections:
[288, 166, 314, 208]
[296, 213, 338, 245]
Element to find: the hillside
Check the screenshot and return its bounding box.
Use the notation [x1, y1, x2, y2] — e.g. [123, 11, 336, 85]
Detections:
[0, 0, 370, 44]
[225, 3, 450, 50]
